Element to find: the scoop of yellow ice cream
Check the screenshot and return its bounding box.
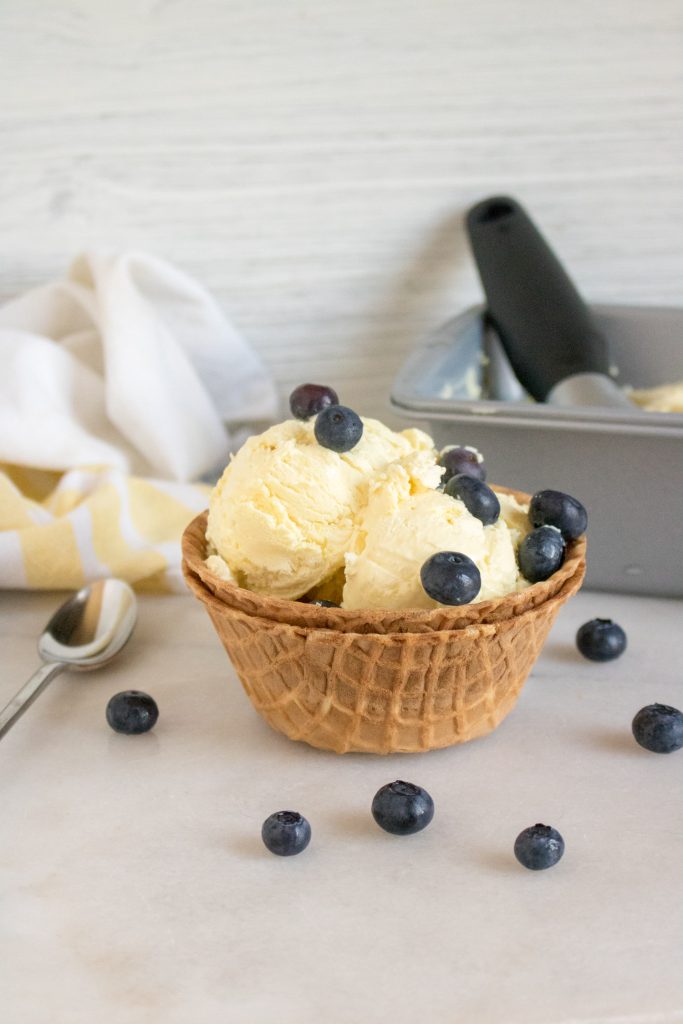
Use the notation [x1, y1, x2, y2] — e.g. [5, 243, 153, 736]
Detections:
[204, 554, 237, 584]
[629, 380, 683, 414]
[497, 491, 533, 549]
[206, 418, 435, 599]
[342, 457, 528, 610]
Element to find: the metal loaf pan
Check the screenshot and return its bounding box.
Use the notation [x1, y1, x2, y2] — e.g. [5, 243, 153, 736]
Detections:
[390, 305, 683, 597]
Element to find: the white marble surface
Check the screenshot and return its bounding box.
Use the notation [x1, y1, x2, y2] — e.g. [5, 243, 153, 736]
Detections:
[1, 587, 682, 1023]
[1, 1, 682, 422]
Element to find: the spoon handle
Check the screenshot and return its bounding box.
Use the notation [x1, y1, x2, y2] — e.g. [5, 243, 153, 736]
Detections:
[0, 661, 66, 740]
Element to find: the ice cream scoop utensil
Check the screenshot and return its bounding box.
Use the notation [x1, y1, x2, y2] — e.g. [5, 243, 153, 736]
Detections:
[466, 197, 634, 409]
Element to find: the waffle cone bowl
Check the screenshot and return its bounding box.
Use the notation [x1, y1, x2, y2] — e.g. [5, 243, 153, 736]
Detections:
[182, 490, 586, 755]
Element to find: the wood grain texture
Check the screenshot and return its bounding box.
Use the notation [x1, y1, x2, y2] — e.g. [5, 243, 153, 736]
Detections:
[1, 0, 681, 423]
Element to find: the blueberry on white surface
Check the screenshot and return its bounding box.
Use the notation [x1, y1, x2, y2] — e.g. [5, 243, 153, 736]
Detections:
[529, 489, 587, 540]
[289, 383, 339, 421]
[106, 691, 159, 735]
[420, 551, 481, 605]
[444, 473, 500, 525]
[576, 619, 627, 661]
[632, 704, 683, 754]
[314, 405, 363, 452]
[261, 811, 312, 856]
[518, 526, 566, 583]
[371, 781, 434, 836]
[439, 446, 487, 483]
[514, 824, 565, 870]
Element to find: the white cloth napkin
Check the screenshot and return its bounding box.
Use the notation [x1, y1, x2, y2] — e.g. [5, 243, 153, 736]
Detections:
[0, 251, 279, 482]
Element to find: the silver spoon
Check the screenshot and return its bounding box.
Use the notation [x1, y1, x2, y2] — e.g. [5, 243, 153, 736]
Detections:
[0, 579, 137, 740]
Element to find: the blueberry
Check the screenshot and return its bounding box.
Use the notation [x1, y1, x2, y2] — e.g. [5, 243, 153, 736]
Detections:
[310, 599, 340, 607]
[576, 618, 627, 662]
[439, 445, 486, 483]
[289, 383, 339, 421]
[420, 551, 481, 605]
[529, 489, 587, 540]
[518, 526, 566, 583]
[314, 405, 363, 453]
[444, 473, 500, 525]
[514, 823, 565, 870]
[261, 811, 312, 856]
[632, 704, 683, 754]
[371, 781, 434, 836]
[106, 690, 158, 735]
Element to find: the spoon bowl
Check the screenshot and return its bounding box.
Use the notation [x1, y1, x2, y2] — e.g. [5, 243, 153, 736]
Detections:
[0, 579, 137, 740]
[39, 579, 137, 668]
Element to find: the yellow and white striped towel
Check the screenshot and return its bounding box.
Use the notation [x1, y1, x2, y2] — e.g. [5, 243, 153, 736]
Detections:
[0, 252, 278, 591]
[0, 464, 209, 592]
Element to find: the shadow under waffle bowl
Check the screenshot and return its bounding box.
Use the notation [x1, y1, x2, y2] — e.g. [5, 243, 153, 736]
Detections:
[182, 492, 586, 754]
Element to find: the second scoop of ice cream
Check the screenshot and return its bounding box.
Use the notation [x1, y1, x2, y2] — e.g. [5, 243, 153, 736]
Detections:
[343, 455, 530, 610]
[206, 417, 435, 600]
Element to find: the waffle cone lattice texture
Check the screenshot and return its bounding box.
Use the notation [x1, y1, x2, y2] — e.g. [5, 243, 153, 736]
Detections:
[182, 498, 586, 754]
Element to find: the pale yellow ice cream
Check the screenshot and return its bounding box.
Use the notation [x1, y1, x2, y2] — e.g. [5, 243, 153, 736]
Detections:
[204, 554, 237, 584]
[497, 491, 534, 550]
[629, 380, 683, 414]
[206, 417, 435, 599]
[342, 456, 529, 610]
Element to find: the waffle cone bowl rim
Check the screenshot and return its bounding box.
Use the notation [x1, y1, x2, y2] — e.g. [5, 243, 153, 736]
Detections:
[184, 551, 585, 642]
[181, 485, 586, 636]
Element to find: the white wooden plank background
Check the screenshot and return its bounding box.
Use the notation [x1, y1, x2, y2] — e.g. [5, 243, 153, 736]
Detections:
[1, 0, 681, 422]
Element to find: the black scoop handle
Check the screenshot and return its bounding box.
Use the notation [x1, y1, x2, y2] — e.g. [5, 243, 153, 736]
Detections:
[465, 196, 610, 401]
